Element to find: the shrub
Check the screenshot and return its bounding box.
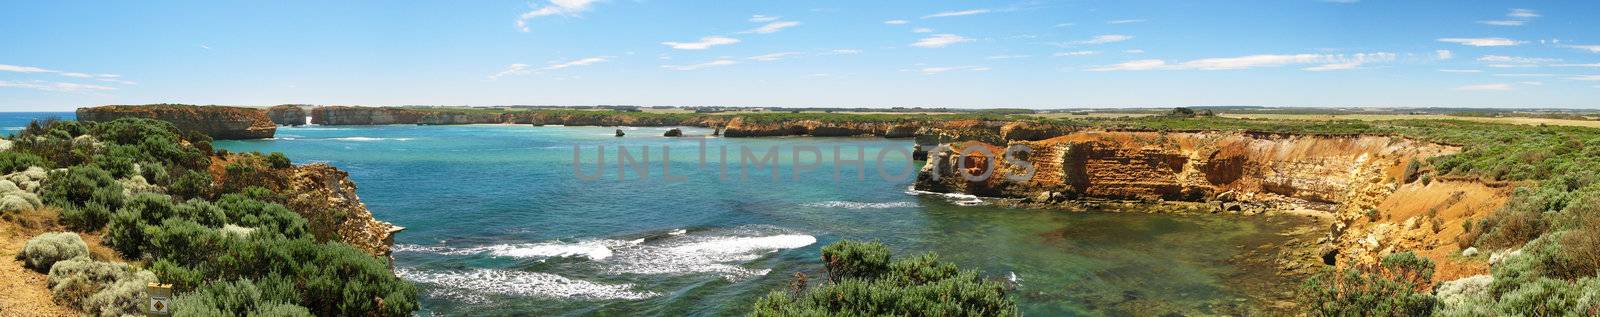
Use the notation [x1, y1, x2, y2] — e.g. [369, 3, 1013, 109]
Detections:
[61, 202, 112, 232]
[0, 179, 44, 214]
[46, 258, 156, 317]
[213, 193, 309, 240]
[169, 278, 311, 317]
[266, 152, 292, 169]
[1475, 207, 1548, 250]
[1404, 159, 1422, 184]
[104, 193, 176, 257]
[168, 170, 213, 200]
[0, 150, 48, 174]
[1298, 252, 1437, 316]
[19, 232, 89, 272]
[41, 166, 124, 213]
[821, 240, 891, 282]
[751, 240, 1015, 316]
[1435, 275, 1496, 317]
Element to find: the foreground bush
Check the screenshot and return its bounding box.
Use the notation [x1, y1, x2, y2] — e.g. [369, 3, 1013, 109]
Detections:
[1299, 252, 1437, 316]
[46, 258, 156, 317]
[170, 278, 312, 317]
[750, 240, 1016, 316]
[18, 232, 88, 272]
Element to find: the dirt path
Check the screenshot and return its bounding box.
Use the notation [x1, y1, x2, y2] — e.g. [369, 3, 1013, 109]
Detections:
[0, 216, 81, 317]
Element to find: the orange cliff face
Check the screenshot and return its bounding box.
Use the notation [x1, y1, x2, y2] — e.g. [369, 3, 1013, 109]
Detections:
[76, 104, 276, 140]
[914, 131, 1509, 280]
[266, 105, 307, 126]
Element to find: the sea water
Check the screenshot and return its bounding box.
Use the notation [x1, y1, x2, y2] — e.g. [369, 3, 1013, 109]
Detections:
[1, 114, 1306, 316]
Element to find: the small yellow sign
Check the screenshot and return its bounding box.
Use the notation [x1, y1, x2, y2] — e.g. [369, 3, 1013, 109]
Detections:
[146, 283, 172, 316]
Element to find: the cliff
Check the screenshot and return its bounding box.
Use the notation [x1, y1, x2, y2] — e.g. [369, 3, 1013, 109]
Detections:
[76, 104, 276, 139]
[209, 155, 401, 257]
[267, 105, 308, 126]
[915, 131, 1508, 280]
[310, 106, 428, 125]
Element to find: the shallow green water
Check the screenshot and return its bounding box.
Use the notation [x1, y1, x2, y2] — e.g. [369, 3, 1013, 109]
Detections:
[211, 124, 1305, 316]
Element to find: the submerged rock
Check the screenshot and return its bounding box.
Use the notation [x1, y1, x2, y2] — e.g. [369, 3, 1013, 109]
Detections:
[615, 129, 626, 137]
[663, 128, 683, 137]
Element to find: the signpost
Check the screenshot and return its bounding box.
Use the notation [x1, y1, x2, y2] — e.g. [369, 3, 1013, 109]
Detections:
[146, 283, 172, 316]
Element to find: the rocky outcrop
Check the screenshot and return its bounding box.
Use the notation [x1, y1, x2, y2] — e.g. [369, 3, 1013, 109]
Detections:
[663, 128, 683, 137]
[267, 105, 307, 126]
[280, 163, 402, 257]
[310, 106, 427, 125]
[76, 104, 275, 139]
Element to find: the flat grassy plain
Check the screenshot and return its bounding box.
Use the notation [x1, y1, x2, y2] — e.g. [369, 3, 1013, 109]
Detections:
[1036, 112, 1600, 128]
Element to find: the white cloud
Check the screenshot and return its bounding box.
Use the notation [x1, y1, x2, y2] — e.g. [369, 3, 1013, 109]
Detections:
[1076, 35, 1132, 45]
[1492, 73, 1557, 77]
[1088, 59, 1167, 71]
[1054, 51, 1099, 57]
[0, 80, 117, 92]
[516, 0, 596, 32]
[911, 34, 972, 48]
[823, 49, 861, 55]
[1569, 75, 1600, 81]
[919, 66, 990, 74]
[748, 52, 803, 61]
[1563, 45, 1600, 53]
[911, 27, 934, 33]
[1106, 19, 1146, 24]
[0, 64, 54, 73]
[543, 57, 608, 70]
[922, 9, 990, 19]
[749, 15, 780, 23]
[743, 21, 801, 34]
[1455, 83, 1513, 91]
[1089, 53, 1395, 71]
[1508, 9, 1539, 19]
[1477, 55, 1560, 65]
[1124, 49, 1145, 54]
[60, 72, 94, 78]
[883, 20, 909, 25]
[661, 36, 740, 50]
[1478, 20, 1525, 26]
[1435, 50, 1453, 59]
[1320, 0, 1360, 3]
[1552, 63, 1600, 68]
[488, 63, 533, 79]
[662, 59, 738, 71]
[198, 44, 212, 50]
[985, 55, 1031, 60]
[1519, 81, 1543, 86]
[1438, 69, 1482, 73]
[1438, 38, 1522, 47]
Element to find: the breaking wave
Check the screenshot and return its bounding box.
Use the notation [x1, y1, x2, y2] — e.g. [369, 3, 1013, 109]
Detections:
[396, 268, 658, 301]
[905, 186, 986, 206]
[802, 201, 919, 209]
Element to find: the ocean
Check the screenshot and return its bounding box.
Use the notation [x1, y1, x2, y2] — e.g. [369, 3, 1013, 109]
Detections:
[3, 113, 1306, 316]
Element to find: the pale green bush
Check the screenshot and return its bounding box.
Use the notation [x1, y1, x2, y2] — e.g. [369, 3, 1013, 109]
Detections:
[0, 179, 43, 214]
[19, 232, 88, 272]
[46, 258, 155, 317]
[1435, 275, 1496, 317]
[5, 166, 48, 192]
[171, 278, 311, 317]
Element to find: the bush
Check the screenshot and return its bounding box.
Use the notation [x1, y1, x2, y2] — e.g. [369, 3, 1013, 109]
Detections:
[0, 179, 44, 214]
[18, 232, 89, 272]
[104, 193, 176, 257]
[821, 240, 891, 282]
[41, 166, 124, 213]
[168, 170, 213, 200]
[61, 202, 112, 232]
[751, 240, 1015, 316]
[0, 150, 48, 175]
[1475, 206, 1548, 250]
[46, 258, 156, 317]
[266, 152, 292, 169]
[170, 278, 311, 317]
[1298, 252, 1437, 316]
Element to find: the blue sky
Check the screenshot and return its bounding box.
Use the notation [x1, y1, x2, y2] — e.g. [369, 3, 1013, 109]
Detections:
[3, 0, 1599, 111]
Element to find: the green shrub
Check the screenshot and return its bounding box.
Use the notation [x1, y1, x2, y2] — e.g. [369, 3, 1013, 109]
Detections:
[46, 258, 156, 317]
[213, 193, 309, 240]
[820, 240, 891, 282]
[266, 152, 292, 169]
[1298, 252, 1437, 316]
[104, 193, 176, 257]
[0, 151, 48, 174]
[41, 166, 124, 213]
[751, 240, 1015, 316]
[168, 170, 213, 200]
[61, 202, 112, 232]
[0, 179, 44, 214]
[18, 232, 89, 272]
[170, 278, 311, 317]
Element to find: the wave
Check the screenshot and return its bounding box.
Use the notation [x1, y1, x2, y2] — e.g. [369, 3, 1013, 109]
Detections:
[904, 186, 986, 206]
[330, 136, 414, 142]
[396, 267, 658, 301]
[396, 239, 624, 261]
[400, 226, 816, 281]
[802, 201, 919, 209]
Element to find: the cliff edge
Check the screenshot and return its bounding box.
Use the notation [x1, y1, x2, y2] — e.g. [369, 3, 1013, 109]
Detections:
[77, 104, 276, 139]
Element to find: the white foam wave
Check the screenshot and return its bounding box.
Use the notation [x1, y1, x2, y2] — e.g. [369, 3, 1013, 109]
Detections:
[904, 186, 986, 206]
[397, 268, 658, 301]
[330, 136, 414, 142]
[802, 201, 919, 209]
[396, 240, 623, 261]
[400, 227, 816, 282]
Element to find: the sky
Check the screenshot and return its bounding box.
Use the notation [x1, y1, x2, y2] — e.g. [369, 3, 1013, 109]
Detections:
[3, 0, 1600, 111]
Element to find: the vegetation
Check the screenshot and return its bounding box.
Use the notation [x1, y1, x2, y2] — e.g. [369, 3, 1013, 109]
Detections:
[19, 231, 89, 272]
[2, 117, 416, 316]
[750, 240, 1017, 316]
[1298, 252, 1438, 316]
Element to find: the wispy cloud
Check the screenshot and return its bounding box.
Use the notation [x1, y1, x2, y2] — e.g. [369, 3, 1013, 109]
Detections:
[1552, 63, 1600, 68]
[0, 64, 54, 73]
[823, 49, 861, 55]
[1088, 53, 1395, 71]
[911, 34, 972, 48]
[883, 19, 908, 25]
[1478, 20, 1524, 26]
[662, 59, 738, 71]
[1438, 69, 1482, 73]
[1508, 8, 1539, 19]
[922, 9, 990, 19]
[919, 66, 990, 74]
[0, 63, 130, 84]
[749, 15, 780, 23]
[542, 56, 608, 70]
[1562, 45, 1600, 53]
[1455, 83, 1513, 91]
[743, 21, 801, 34]
[911, 27, 934, 33]
[1106, 19, 1145, 24]
[1569, 75, 1600, 81]
[1075, 35, 1132, 45]
[1492, 73, 1558, 77]
[0, 80, 117, 93]
[1479, 8, 1539, 26]
[488, 63, 532, 80]
[1438, 37, 1522, 47]
[1478, 55, 1560, 66]
[516, 0, 596, 32]
[198, 44, 212, 50]
[748, 52, 803, 61]
[1435, 50, 1453, 59]
[985, 55, 1031, 60]
[1054, 51, 1099, 57]
[661, 36, 740, 50]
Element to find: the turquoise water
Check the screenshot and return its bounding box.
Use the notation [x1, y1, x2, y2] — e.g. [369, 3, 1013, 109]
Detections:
[0, 113, 1304, 316]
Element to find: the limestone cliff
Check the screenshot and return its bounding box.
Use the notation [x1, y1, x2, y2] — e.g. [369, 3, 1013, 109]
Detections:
[310, 106, 428, 125]
[914, 131, 1508, 279]
[267, 105, 308, 126]
[209, 154, 400, 258]
[76, 104, 276, 139]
